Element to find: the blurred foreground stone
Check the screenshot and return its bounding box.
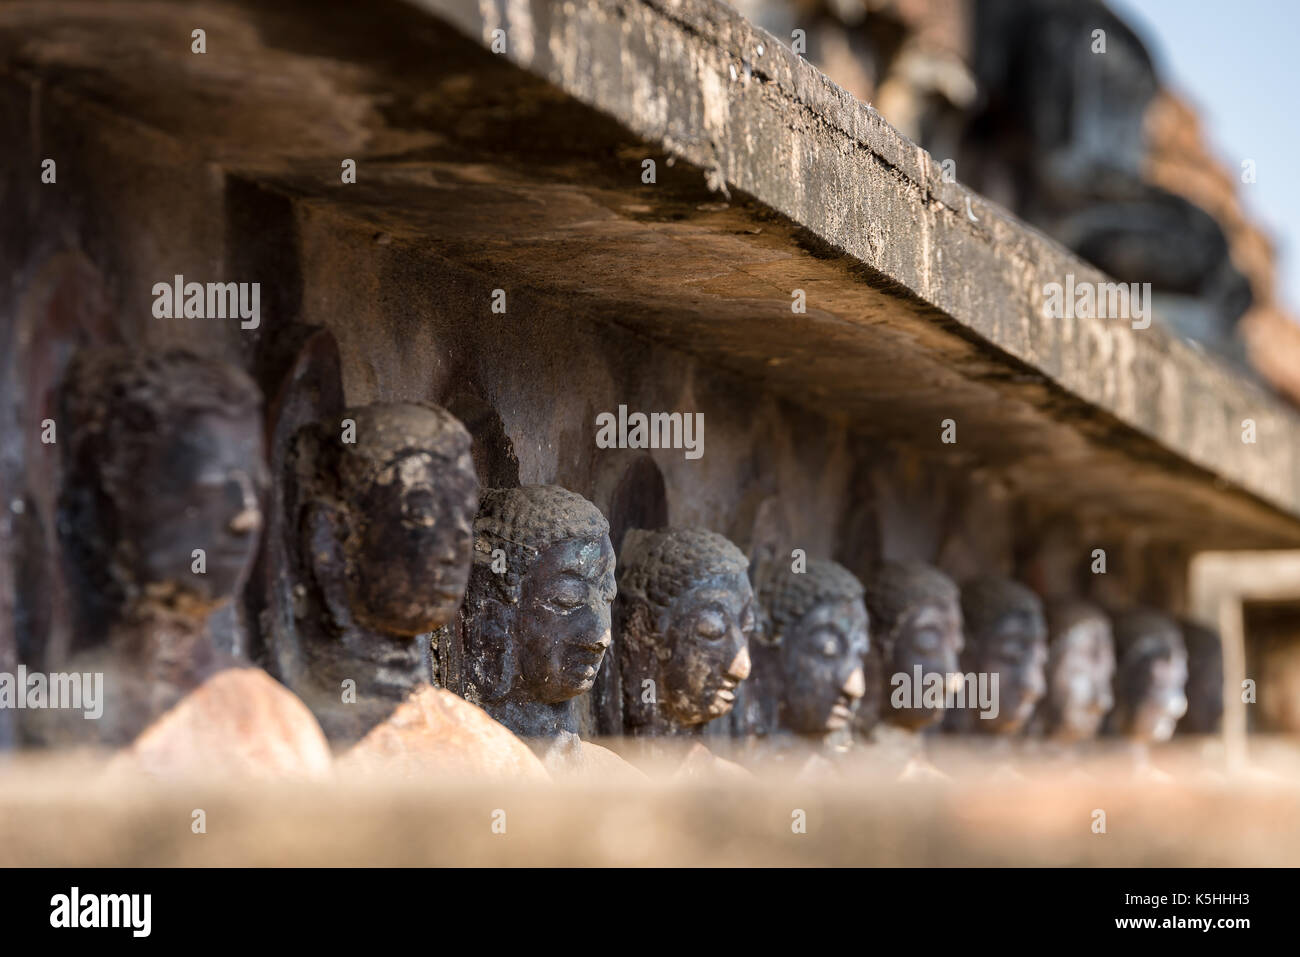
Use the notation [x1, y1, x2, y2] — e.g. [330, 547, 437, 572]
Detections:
[340, 686, 550, 783]
[4, 739, 1299, 866]
[109, 668, 332, 782]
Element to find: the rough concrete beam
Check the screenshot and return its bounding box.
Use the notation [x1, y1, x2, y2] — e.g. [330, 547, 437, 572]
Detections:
[408, 0, 1300, 536]
[1, 0, 1298, 549]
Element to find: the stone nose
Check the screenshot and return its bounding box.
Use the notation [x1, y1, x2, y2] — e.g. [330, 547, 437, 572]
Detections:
[585, 628, 612, 653]
[439, 519, 473, 563]
[1171, 690, 1188, 721]
[945, 670, 966, 695]
[227, 471, 261, 535]
[1026, 663, 1047, 701]
[726, 643, 751, 682]
[843, 666, 866, 700]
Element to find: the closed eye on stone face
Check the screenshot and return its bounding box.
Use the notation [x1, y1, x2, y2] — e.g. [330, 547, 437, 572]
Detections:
[694, 609, 727, 641]
[998, 639, 1028, 659]
[545, 576, 588, 611]
[910, 627, 940, 654]
[167, 464, 232, 511]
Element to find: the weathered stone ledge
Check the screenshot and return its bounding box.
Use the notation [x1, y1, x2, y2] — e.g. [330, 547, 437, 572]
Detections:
[408, 0, 1300, 544]
[1, 0, 1298, 549]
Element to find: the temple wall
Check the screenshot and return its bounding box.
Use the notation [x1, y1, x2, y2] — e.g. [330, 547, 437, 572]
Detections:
[0, 0, 1205, 750]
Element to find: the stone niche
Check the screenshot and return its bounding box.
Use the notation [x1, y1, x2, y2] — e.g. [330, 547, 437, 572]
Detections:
[0, 173, 1181, 745]
[0, 0, 1204, 752]
[220, 196, 1121, 739]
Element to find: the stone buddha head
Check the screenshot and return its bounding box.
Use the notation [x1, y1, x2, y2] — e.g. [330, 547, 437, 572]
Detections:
[1111, 609, 1188, 743]
[59, 347, 266, 628]
[285, 401, 478, 741]
[757, 560, 869, 737]
[862, 562, 963, 732]
[461, 485, 615, 735]
[311, 402, 478, 637]
[960, 578, 1048, 735]
[1178, 620, 1223, 735]
[1040, 600, 1115, 742]
[616, 527, 754, 734]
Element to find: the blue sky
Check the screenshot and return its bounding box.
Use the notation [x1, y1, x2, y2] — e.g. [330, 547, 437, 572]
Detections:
[1112, 0, 1300, 313]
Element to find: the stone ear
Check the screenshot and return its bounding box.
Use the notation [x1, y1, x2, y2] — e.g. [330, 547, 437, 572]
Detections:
[466, 596, 516, 702]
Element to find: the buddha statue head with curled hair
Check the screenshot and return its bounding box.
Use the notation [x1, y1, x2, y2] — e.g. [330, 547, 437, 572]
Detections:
[59, 347, 267, 629]
[461, 485, 615, 736]
[862, 561, 963, 732]
[616, 527, 755, 734]
[757, 559, 869, 737]
[1109, 609, 1188, 743]
[960, 577, 1048, 735]
[1040, 599, 1115, 743]
[306, 402, 478, 638]
[49, 347, 266, 746]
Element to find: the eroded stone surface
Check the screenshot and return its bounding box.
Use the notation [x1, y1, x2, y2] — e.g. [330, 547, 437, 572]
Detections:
[459, 485, 616, 739]
[281, 400, 479, 743]
[615, 527, 754, 736]
[752, 559, 868, 743]
[41, 348, 266, 747]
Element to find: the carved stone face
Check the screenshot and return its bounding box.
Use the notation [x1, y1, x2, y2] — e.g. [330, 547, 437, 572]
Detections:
[1117, 644, 1187, 743]
[516, 535, 616, 703]
[1113, 612, 1189, 743]
[616, 527, 754, 734]
[1046, 611, 1115, 742]
[346, 448, 478, 635]
[127, 410, 265, 603]
[959, 579, 1049, 735]
[658, 570, 754, 725]
[781, 597, 869, 734]
[965, 602, 1048, 735]
[59, 348, 266, 670]
[884, 599, 963, 730]
[1133, 652, 1189, 742]
[462, 485, 614, 738]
